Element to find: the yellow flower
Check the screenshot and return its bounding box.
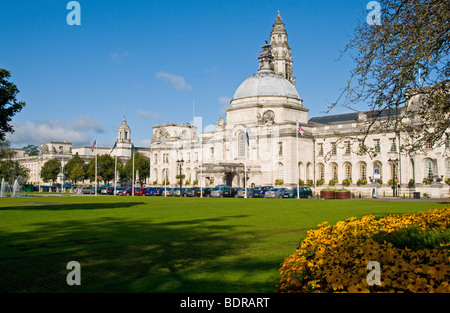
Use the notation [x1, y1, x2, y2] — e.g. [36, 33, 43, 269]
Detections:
[348, 284, 370, 293]
[427, 265, 448, 281]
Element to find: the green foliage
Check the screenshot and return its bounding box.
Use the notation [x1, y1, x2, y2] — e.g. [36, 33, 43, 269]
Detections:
[87, 154, 121, 184]
[422, 178, 431, 185]
[69, 164, 85, 184]
[123, 153, 149, 185]
[328, 179, 338, 186]
[0, 69, 26, 141]
[316, 179, 325, 186]
[357, 178, 367, 186]
[0, 140, 29, 181]
[342, 178, 352, 186]
[372, 227, 450, 251]
[22, 145, 39, 156]
[40, 158, 61, 183]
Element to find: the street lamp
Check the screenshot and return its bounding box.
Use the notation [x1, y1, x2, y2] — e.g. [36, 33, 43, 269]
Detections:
[388, 158, 399, 198]
[177, 159, 184, 197]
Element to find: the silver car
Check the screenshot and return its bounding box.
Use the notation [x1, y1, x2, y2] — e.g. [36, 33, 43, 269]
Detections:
[162, 188, 174, 196]
[264, 188, 288, 198]
[237, 188, 254, 198]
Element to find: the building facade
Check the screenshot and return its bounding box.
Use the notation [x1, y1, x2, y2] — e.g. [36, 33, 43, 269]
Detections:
[13, 13, 450, 197]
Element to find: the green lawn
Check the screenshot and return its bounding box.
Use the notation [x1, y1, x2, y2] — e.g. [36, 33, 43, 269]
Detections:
[0, 196, 446, 293]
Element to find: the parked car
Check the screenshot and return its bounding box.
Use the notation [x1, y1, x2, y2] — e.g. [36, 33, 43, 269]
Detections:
[211, 185, 232, 198]
[195, 187, 212, 197]
[264, 188, 288, 198]
[90, 187, 102, 194]
[122, 187, 142, 196]
[135, 188, 148, 196]
[80, 187, 93, 194]
[114, 187, 126, 195]
[186, 188, 198, 197]
[282, 187, 313, 199]
[162, 188, 174, 196]
[150, 187, 164, 196]
[237, 188, 254, 198]
[251, 186, 274, 198]
[173, 188, 190, 197]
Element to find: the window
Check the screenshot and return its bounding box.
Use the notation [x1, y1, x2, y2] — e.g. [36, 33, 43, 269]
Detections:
[278, 142, 283, 156]
[359, 162, 367, 180]
[374, 139, 381, 153]
[344, 163, 352, 180]
[318, 163, 325, 180]
[238, 132, 245, 158]
[187, 153, 191, 162]
[446, 159, 450, 178]
[390, 162, 399, 181]
[331, 163, 338, 180]
[425, 141, 433, 149]
[162, 169, 169, 182]
[306, 163, 312, 180]
[163, 153, 169, 164]
[210, 147, 214, 160]
[446, 135, 450, 149]
[390, 138, 397, 152]
[195, 152, 199, 162]
[425, 159, 434, 180]
[153, 169, 158, 182]
[154, 154, 158, 164]
[277, 163, 284, 180]
[374, 161, 383, 180]
[331, 142, 337, 156]
[345, 141, 351, 155]
[318, 143, 324, 156]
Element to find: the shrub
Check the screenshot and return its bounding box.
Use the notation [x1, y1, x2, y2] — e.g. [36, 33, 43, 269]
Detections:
[388, 178, 399, 185]
[408, 179, 415, 188]
[277, 207, 450, 293]
[446, 178, 450, 186]
[307, 179, 314, 187]
[328, 179, 338, 186]
[298, 179, 304, 186]
[316, 179, 325, 186]
[357, 179, 367, 186]
[423, 178, 431, 185]
[275, 179, 284, 186]
[342, 179, 352, 186]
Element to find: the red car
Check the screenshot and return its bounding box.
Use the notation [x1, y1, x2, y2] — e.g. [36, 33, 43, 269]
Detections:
[135, 188, 147, 196]
[122, 187, 142, 196]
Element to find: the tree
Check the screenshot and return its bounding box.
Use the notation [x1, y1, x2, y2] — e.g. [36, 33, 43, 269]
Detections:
[65, 154, 86, 182]
[69, 164, 85, 185]
[41, 158, 61, 183]
[23, 145, 39, 156]
[0, 69, 26, 141]
[332, 0, 450, 154]
[0, 140, 29, 183]
[124, 153, 150, 186]
[86, 154, 118, 184]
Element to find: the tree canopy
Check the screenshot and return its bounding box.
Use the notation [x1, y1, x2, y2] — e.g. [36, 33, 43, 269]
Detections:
[333, 0, 449, 154]
[40, 158, 61, 183]
[0, 69, 26, 141]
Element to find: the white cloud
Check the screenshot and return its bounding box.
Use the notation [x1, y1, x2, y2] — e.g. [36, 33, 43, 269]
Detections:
[156, 71, 191, 91]
[7, 116, 106, 148]
[137, 110, 163, 122]
[109, 51, 130, 64]
[219, 97, 231, 113]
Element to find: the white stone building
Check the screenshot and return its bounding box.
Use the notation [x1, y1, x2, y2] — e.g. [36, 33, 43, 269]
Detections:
[12, 12, 450, 197]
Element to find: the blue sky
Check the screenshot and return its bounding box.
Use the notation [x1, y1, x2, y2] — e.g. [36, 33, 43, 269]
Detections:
[1, 0, 373, 149]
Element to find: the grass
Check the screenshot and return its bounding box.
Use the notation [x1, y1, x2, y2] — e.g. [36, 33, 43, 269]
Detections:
[0, 196, 446, 293]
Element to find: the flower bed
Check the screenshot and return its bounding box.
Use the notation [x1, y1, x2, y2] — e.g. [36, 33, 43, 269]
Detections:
[277, 207, 450, 293]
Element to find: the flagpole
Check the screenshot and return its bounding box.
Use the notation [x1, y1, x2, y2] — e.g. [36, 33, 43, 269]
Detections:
[95, 137, 98, 197]
[132, 143, 135, 196]
[297, 122, 300, 199]
[244, 128, 247, 199]
[114, 154, 117, 196]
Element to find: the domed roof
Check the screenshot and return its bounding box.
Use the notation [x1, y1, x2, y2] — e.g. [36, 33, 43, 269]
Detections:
[232, 43, 300, 101]
[232, 72, 300, 100]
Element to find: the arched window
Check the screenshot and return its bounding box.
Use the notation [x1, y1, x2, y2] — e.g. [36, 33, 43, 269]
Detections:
[374, 161, 383, 180]
[238, 131, 245, 158]
[162, 169, 169, 182]
[344, 162, 352, 180]
[331, 163, 338, 180]
[277, 163, 284, 180]
[318, 163, 325, 181]
[424, 159, 434, 180]
[306, 163, 312, 180]
[153, 169, 158, 182]
[446, 158, 450, 179]
[391, 162, 399, 181]
[359, 162, 367, 180]
[298, 162, 304, 181]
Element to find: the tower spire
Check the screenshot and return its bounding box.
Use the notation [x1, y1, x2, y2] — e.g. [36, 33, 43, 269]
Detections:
[269, 11, 296, 85]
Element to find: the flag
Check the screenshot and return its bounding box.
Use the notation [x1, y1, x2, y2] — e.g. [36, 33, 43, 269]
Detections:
[128, 143, 134, 150]
[298, 124, 305, 137]
[246, 130, 249, 145]
[110, 141, 117, 154]
[91, 140, 96, 152]
[35, 152, 41, 159]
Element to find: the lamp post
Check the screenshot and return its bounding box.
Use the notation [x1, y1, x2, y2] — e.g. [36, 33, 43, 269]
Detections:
[388, 158, 399, 198]
[177, 159, 184, 197]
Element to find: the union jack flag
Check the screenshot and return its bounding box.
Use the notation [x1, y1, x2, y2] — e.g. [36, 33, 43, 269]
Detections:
[298, 124, 305, 136]
[91, 140, 96, 152]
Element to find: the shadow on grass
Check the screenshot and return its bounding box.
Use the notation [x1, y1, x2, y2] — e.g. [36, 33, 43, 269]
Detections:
[0, 213, 275, 293]
[0, 202, 146, 211]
